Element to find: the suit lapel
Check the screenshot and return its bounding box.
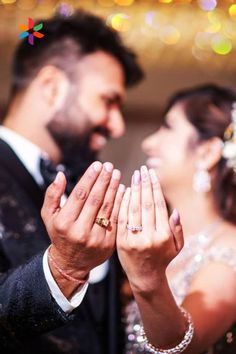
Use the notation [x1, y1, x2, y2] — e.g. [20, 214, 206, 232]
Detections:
[0, 138, 45, 211]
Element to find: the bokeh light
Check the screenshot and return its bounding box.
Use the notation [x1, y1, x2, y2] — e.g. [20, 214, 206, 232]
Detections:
[198, 0, 217, 12]
[115, 0, 134, 6]
[229, 4, 236, 19]
[108, 13, 131, 32]
[159, 25, 181, 45]
[211, 34, 232, 55]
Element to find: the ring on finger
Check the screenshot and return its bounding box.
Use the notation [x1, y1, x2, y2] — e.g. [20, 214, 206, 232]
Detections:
[95, 217, 110, 229]
[127, 224, 143, 232]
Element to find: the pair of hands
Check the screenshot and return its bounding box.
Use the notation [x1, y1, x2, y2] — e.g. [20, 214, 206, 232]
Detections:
[41, 161, 183, 295]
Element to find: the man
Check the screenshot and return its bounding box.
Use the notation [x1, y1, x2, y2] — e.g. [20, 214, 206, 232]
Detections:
[0, 10, 143, 354]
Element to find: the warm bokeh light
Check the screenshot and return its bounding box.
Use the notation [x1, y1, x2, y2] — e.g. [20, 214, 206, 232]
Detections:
[211, 34, 232, 55]
[108, 13, 131, 32]
[1, 0, 16, 3]
[0, 0, 235, 68]
[159, 0, 173, 3]
[159, 25, 181, 45]
[115, 0, 134, 6]
[229, 4, 236, 19]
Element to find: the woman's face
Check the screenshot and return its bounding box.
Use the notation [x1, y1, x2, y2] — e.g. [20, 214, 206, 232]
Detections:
[142, 103, 200, 192]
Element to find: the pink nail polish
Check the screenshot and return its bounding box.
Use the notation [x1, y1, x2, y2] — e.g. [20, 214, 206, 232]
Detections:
[118, 184, 125, 193]
[172, 208, 180, 226]
[133, 170, 140, 185]
[141, 165, 148, 180]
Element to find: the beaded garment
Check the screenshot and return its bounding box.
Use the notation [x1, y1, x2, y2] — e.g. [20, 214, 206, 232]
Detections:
[124, 226, 236, 354]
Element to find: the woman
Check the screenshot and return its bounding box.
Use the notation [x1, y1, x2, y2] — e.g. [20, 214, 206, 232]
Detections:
[117, 84, 236, 353]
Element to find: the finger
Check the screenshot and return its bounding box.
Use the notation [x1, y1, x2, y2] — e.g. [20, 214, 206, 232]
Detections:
[41, 172, 66, 222]
[128, 170, 141, 232]
[140, 166, 155, 231]
[56, 161, 102, 224]
[106, 183, 126, 240]
[169, 209, 184, 252]
[78, 162, 114, 228]
[149, 169, 169, 231]
[96, 169, 121, 221]
[117, 187, 131, 240]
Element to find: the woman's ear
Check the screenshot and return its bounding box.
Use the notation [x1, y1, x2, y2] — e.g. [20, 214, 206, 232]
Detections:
[36, 65, 70, 113]
[197, 137, 223, 171]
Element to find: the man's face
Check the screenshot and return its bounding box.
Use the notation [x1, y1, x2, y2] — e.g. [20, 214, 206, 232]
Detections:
[47, 50, 126, 171]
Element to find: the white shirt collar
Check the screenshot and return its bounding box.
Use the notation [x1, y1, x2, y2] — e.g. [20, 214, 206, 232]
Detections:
[0, 126, 45, 186]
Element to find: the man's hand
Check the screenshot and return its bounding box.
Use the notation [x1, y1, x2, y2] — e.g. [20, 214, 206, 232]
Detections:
[41, 161, 125, 297]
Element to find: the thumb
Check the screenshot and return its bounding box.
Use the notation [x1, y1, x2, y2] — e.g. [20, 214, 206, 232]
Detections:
[41, 172, 66, 222]
[169, 208, 184, 253]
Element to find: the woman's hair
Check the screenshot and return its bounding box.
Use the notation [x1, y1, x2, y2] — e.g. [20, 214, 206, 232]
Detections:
[163, 84, 236, 224]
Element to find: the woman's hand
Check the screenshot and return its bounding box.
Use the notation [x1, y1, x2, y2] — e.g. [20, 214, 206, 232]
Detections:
[117, 165, 184, 294]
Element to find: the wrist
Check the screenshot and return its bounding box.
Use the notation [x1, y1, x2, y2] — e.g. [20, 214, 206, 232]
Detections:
[128, 271, 168, 297]
[48, 245, 90, 283]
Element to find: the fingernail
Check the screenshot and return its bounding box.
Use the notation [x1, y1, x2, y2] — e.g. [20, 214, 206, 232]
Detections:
[118, 184, 125, 193]
[149, 169, 158, 184]
[133, 170, 141, 185]
[93, 161, 102, 172]
[124, 187, 131, 200]
[112, 169, 121, 180]
[141, 165, 148, 180]
[104, 162, 113, 173]
[172, 208, 180, 226]
[54, 171, 63, 185]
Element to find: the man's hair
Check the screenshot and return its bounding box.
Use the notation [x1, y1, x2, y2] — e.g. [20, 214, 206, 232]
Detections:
[10, 10, 143, 99]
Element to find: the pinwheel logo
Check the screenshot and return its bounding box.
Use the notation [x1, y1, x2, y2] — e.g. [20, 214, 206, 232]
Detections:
[19, 18, 44, 45]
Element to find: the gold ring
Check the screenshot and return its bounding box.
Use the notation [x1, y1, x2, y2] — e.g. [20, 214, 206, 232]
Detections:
[95, 217, 110, 229]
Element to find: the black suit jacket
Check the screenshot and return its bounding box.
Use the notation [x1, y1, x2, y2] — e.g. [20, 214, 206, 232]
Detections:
[0, 139, 123, 354]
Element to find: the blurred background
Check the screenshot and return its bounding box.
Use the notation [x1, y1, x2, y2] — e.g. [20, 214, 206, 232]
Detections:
[0, 0, 236, 183]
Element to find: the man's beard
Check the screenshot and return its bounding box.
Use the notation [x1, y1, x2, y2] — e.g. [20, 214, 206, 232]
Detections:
[47, 120, 110, 193]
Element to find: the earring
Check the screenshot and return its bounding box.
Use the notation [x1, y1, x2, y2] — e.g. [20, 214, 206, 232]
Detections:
[193, 161, 211, 193]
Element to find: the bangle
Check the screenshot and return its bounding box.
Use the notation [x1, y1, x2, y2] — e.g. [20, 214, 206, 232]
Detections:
[140, 307, 194, 354]
[48, 245, 88, 284]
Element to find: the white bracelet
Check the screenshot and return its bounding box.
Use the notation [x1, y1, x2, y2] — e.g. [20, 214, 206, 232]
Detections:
[140, 307, 194, 354]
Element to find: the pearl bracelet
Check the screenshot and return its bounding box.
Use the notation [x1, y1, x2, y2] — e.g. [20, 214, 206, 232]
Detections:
[140, 307, 194, 354]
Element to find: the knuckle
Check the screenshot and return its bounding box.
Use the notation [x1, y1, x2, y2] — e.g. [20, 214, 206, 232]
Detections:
[130, 206, 140, 215]
[77, 230, 88, 245]
[109, 180, 119, 191]
[142, 201, 153, 210]
[46, 185, 56, 200]
[100, 171, 111, 183]
[152, 182, 161, 191]
[101, 201, 112, 213]
[175, 225, 182, 233]
[54, 218, 68, 234]
[89, 195, 102, 207]
[111, 215, 118, 225]
[74, 186, 88, 201]
[118, 218, 126, 226]
[155, 200, 166, 210]
[158, 230, 172, 243]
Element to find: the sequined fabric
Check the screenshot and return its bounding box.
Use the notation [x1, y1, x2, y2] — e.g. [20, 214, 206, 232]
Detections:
[124, 233, 236, 354]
